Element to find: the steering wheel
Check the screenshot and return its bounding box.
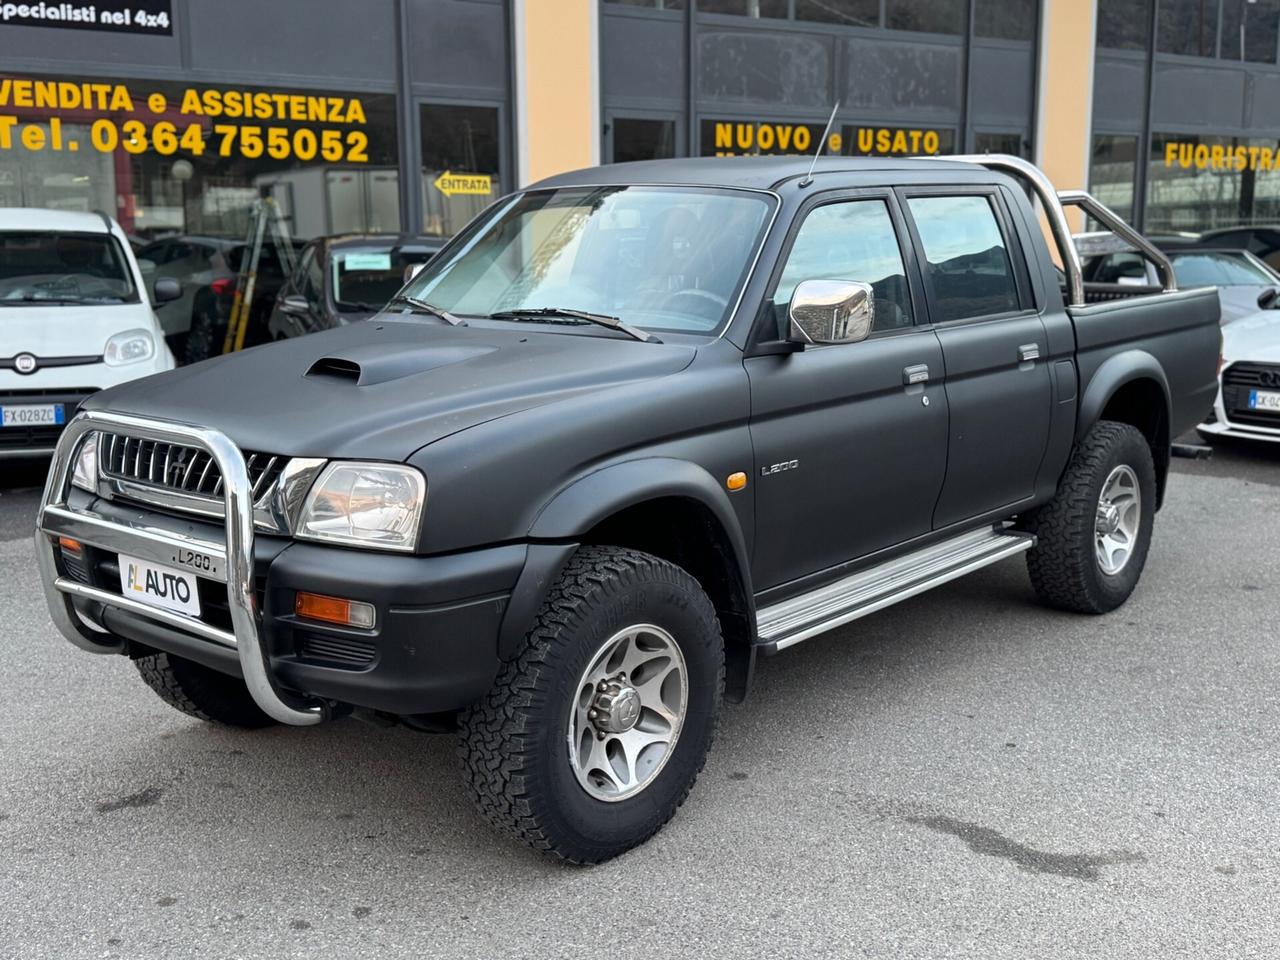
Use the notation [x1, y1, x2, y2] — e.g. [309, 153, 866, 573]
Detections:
[659, 288, 729, 319]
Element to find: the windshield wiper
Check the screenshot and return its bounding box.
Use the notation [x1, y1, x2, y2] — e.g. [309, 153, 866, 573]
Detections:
[387, 295, 466, 326]
[487, 307, 660, 343]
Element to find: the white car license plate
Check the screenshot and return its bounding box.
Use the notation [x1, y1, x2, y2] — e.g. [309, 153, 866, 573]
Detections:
[0, 403, 64, 427]
[119, 554, 202, 618]
[1248, 389, 1280, 411]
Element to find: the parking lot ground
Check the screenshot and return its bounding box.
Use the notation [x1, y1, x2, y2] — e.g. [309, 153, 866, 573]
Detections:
[1, 440, 1278, 960]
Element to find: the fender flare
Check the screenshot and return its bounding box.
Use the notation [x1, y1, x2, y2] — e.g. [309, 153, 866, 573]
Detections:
[1076, 349, 1172, 442]
[497, 458, 756, 658]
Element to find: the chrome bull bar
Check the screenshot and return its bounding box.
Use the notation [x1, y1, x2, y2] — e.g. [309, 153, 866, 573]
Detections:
[34, 410, 324, 726]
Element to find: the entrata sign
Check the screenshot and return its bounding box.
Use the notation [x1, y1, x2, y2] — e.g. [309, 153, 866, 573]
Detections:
[432, 170, 493, 197]
[0, 1, 173, 35]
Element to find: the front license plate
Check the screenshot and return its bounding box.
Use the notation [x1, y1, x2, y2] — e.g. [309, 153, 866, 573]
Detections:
[1248, 389, 1280, 411]
[119, 554, 201, 618]
[0, 403, 64, 427]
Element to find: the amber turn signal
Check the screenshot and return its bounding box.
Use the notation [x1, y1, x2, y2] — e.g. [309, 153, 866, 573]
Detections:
[57, 536, 83, 553]
[295, 591, 376, 629]
[726, 471, 747, 491]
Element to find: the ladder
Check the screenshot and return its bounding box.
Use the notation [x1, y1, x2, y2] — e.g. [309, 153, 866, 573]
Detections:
[222, 192, 299, 355]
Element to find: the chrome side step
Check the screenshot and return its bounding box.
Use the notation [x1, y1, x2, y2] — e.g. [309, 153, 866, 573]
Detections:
[756, 526, 1035, 653]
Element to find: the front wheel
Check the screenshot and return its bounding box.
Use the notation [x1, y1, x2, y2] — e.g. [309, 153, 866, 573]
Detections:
[458, 546, 724, 864]
[1024, 420, 1157, 614]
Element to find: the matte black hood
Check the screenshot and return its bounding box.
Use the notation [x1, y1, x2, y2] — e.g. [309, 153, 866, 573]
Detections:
[87, 320, 697, 460]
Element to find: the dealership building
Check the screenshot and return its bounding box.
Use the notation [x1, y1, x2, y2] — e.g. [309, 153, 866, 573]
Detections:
[1, 0, 1278, 243]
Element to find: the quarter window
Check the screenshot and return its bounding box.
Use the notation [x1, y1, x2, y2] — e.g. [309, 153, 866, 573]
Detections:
[773, 199, 914, 334]
[907, 195, 1020, 322]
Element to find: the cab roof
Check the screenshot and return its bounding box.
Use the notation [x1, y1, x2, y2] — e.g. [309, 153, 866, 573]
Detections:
[529, 155, 979, 192]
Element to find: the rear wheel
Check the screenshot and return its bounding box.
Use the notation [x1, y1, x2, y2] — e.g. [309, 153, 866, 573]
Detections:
[458, 546, 723, 864]
[1024, 420, 1157, 614]
[134, 652, 275, 728]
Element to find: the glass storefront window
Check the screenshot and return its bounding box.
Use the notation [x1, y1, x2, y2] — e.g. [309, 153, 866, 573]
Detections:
[1220, 0, 1280, 63]
[794, 0, 878, 27]
[1090, 134, 1139, 225]
[698, 0, 788, 17]
[420, 103, 501, 238]
[974, 0, 1035, 41]
[1146, 133, 1280, 232]
[0, 73, 399, 242]
[975, 131, 1029, 158]
[1097, 0, 1150, 50]
[885, 0, 963, 35]
[1157, 0, 1218, 56]
[605, 0, 685, 7]
[612, 118, 677, 163]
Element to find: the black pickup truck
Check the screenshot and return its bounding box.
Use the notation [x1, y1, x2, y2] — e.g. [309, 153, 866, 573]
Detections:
[35, 155, 1220, 863]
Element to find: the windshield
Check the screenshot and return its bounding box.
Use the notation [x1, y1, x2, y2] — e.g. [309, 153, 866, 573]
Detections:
[403, 185, 774, 334]
[0, 231, 137, 305]
[1170, 251, 1276, 287]
[332, 246, 436, 312]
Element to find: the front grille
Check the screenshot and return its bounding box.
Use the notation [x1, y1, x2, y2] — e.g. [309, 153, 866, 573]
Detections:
[1222, 362, 1280, 428]
[100, 432, 286, 501]
[0, 388, 96, 451]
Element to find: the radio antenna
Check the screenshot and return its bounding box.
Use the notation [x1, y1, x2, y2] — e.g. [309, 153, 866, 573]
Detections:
[799, 101, 840, 188]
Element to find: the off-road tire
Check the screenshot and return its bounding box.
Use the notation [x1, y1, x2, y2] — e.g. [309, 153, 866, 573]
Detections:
[1024, 420, 1157, 614]
[134, 652, 276, 728]
[458, 546, 724, 864]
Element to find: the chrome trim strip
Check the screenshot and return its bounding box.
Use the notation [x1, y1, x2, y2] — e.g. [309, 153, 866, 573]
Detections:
[53, 577, 237, 649]
[0, 447, 56, 458]
[41, 503, 229, 582]
[757, 527, 1035, 651]
[98, 475, 226, 522]
[35, 410, 324, 726]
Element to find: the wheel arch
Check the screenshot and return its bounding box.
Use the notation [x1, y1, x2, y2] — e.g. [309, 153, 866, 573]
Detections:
[510, 459, 757, 702]
[1078, 351, 1172, 507]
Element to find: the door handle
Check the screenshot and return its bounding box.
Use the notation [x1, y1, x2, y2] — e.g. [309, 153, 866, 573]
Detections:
[903, 363, 930, 385]
[1018, 343, 1041, 362]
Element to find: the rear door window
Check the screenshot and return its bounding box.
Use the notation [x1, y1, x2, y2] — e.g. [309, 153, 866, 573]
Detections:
[906, 194, 1020, 323]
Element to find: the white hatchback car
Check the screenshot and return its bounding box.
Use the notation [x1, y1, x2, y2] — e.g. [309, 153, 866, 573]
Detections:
[1198, 306, 1280, 444]
[1, 209, 176, 459]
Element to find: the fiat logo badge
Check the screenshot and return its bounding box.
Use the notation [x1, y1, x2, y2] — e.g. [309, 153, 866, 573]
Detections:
[14, 353, 37, 375]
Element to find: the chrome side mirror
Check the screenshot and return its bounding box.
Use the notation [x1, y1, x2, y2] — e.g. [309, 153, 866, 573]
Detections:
[787, 279, 875, 346]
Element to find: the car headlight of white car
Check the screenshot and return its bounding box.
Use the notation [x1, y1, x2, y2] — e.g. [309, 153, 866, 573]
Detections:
[104, 328, 156, 365]
[295, 462, 426, 552]
[70, 432, 99, 493]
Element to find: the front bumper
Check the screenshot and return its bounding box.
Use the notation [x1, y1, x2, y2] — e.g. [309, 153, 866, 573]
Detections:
[1198, 373, 1280, 444]
[36, 411, 526, 722]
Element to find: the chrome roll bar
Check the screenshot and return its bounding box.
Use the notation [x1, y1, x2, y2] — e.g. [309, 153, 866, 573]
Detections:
[34, 410, 324, 726]
[942, 154, 1176, 307]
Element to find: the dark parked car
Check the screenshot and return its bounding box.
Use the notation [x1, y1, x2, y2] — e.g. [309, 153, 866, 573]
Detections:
[1192, 225, 1280, 271]
[266, 234, 443, 341]
[35, 155, 1219, 864]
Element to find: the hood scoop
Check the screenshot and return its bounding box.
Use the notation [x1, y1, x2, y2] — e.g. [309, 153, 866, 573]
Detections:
[306, 343, 498, 386]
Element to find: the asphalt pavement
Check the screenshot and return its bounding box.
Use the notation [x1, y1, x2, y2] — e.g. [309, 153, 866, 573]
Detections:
[1, 438, 1277, 959]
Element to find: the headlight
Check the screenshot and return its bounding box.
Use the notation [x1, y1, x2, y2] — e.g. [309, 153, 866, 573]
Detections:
[295, 462, 425, 552]
[104, 328, 155, 365]
[70, 432, 99, 492]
